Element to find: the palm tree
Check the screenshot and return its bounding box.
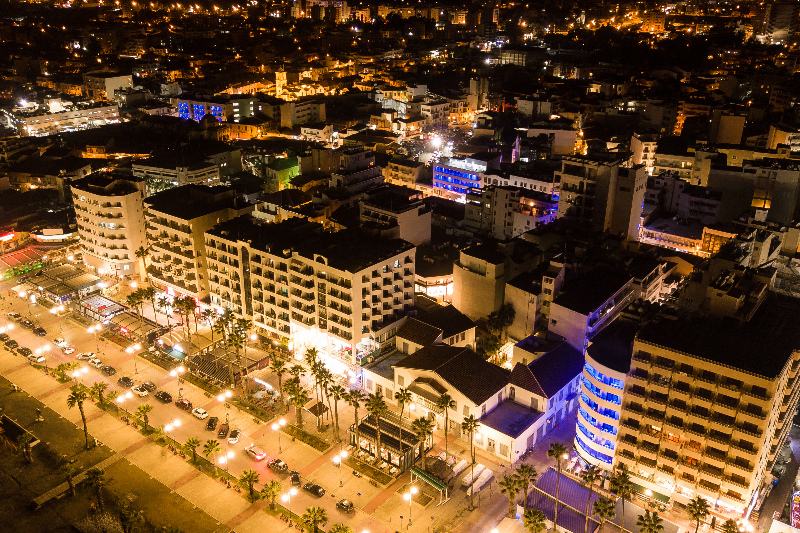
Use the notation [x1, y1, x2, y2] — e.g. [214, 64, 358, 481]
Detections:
[411, 417, 435, 471]
[548, 442, 568, 528]
[203, 439, 222, 474]
[142, 285, 157, 325]
[687, 496, 710, 533]
[85, 467, 106, 513]
[67, 389, 90, 449]
[515, 463, 538, 511]
[497, 302, 516, 341]
[127, 289, 145, 342]
[62, 462, 79, 496]
[365, 393, 388, 460]
[118, 499, 144, 533]
[185, 437, 201, 463]
[135, 246, 149, 282]
[637, 510, 664, 533]
[17, 433, 33, 463]
[394, 387, 412, 420]
[593, 497, 616, 533]
[610, 465, 633, 529]
[288, 382, 310, 427]
[435, 392, 456, 464]
[89, 382, 108, 406]
[261, 480, 282, 509]
[269, 358, 287, 413]
[329, 384, 347, 439]
[522, 508, 547, 533]
[721, 519, 740, 533]
[135, 404, 154, 430]
[239, 469, 260, 502]
[106, 390, 119, 410]
[156, 295, 172, 331]
[498, 473, 520, 518]
[317, 367, 333, 430]
[330, 525, 352, 533]
[580, 465, 602, 533]
[301, 506, 328, 533]
[461, 415, 480, 511]
[201, 308, 217, 342]
[287, 364, 305, 382]
[347, 390, 366, 451]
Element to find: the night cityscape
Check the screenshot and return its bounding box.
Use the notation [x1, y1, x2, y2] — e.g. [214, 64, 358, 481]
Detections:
[2, 1, 800, 533]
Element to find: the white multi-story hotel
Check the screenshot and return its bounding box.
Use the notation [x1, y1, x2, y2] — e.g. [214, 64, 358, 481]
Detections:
[71, 172, 146, 277]
[204, 216, 416, 371]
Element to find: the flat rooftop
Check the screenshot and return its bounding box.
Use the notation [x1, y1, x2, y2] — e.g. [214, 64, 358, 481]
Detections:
[480, 400, 542, 439]
[553, 267, 633, 315]
[636, 296, 800, 379]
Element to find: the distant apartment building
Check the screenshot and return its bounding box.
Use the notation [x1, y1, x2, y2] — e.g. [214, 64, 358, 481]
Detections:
[6, 101, 120, 137]
[204, 216, 416, 367]
[177, 95, 258, 122]
[433, 152, 501, 197]
[384, 159, 425, 187]
[641, 11, 666, 33]
[359, 187, 431, 245]
[132, 155, 220, 195]
[630, 133, 658, 175]
[71, 173, 146, 277]
[465, 186, 557, 240]
[144, 185, 255, 302]
[330, 147, 383, 194]
[557, 156, 646, 239]
[83, 72, 132, 100]
[280, 99, 326, 129]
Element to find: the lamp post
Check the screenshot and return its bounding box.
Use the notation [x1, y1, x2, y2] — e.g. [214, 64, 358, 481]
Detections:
[333, 449, 349, 487]
[170, 365, 186, 396]
[403, 486, 418, 528]
[281, 487, 298, 514]
[72, 366, 89, 386]
[126, 343, 142, 374]
[217, 390, 233, 423]
[218, 450, 234, 474]
[272, 418, 287, 453]
[87, 325, 101, 352]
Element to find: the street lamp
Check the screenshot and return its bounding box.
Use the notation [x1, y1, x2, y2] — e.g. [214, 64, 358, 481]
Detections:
[170, 365, 186, 396]
[281, 487, 298, 513]
[72, 366, 89, 386]
[127, 343, 142, 374]
[218, 450, 234, 473]
[272, 418, 287, 453]
[403, 486, 418, 527]
[333, 449, 349, 487]
[87, 325, 101, 352]
[217, 390, 233, 423]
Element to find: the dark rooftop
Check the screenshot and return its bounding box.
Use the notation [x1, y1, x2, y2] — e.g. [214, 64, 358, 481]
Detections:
[395, 319, 442, 347]
[145, 185, 253, 220]
[510, 341, 584, 398]
[586, 320, 638, 374]
[395, 346, 509, 405]
[416, 304, 475, 340]
[553, 268, 633, 315]
[636, 297, 800, 379]
[71, 172, 143, 196]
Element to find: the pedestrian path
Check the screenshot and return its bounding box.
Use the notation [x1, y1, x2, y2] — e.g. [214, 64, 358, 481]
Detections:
[33, 453, 124, 508]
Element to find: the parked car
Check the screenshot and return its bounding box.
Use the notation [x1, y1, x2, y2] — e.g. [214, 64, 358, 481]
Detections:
[141, 381, 156, 392]
[227, 429, 240, 444]
[5, 339, 18, 349]
[289, 471, 301, 486]
[302, 483, 325, 497]
[20, 320, 34, 329]
[0, 333, 9, 341]
[76, 352, 95, 360]
[53, 337, 67, 347]
[205, 416, 219, 431]
[131, 385, 149, 397]
[175, 398, 192, 410]
[336, 500, 355, 513]
[244, 444, 267, 461]
[217, 423, 229, 439]
[192, 407, 209, 420]
[88, 358, 103, 369]
[17, 347, 32, 356]
[63, 346, 75, 355]
[33, 327, 46, 337]
[267, 458, 289, 473]
[7, 312, 20, 320]
[117, 376, 134, 388]
[101, 366, 116, 376]
[154, 391, 172, 403]
[27, 353, 45, 364]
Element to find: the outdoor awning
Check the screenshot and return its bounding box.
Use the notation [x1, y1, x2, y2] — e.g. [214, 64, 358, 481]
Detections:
[631, 482, 670, 503]
[410, 466, 447, 492]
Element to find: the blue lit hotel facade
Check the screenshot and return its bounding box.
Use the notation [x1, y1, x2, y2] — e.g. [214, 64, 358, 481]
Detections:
[432, 152, 501, 197]
[176, 96, 258, 123]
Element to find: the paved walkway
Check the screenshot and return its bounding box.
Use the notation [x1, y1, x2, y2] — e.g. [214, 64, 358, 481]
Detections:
[33, 453, 124, 507]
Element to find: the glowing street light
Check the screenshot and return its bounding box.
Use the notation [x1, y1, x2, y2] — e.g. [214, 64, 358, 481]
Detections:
[87, 324, 101, 352]
[333, 449, 349, 487]
[272, 418, 287, 453]
[403, 486, 418, 526]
